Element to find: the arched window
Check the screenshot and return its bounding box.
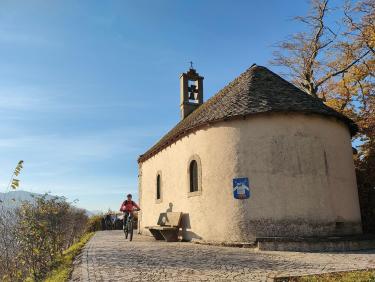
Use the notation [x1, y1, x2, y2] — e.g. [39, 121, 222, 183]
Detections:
[156, 174, 161, 200]
[189, 160, 199, 193]
[187, 155, 202, 196]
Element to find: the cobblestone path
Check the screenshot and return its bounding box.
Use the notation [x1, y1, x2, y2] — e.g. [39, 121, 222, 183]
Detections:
[71, 231, 375, 281]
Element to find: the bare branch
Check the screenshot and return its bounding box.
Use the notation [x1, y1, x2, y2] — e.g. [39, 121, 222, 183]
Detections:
[317, 49, 371, 87]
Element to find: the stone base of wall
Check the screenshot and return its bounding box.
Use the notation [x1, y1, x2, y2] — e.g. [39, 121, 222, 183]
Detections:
[191, 235, 375, 252]
[239, 219, 363, 239]
[192, 240, 257, 248]
[256, 235, 375, 252]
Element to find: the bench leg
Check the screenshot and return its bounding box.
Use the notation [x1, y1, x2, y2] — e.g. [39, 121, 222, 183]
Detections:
[160, 230, 178, 242]
[149, 229, 164, 240]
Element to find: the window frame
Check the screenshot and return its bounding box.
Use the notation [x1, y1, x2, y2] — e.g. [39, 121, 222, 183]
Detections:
[155, 171, 162, 203]
[187, 155, 202, 197]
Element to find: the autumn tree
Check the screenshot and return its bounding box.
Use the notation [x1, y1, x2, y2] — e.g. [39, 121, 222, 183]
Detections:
[327, 0, 374, 233]
[0, 209, 23, 281]
[0, 161, 25, 281]
[272, 0, 374, 137]
[0, 194, 89, 281]
[15, 195, 89, 281]
[271, 0, 372, 99]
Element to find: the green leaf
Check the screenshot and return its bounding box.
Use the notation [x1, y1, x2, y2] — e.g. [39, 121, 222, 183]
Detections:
[12, 179, 20, 186]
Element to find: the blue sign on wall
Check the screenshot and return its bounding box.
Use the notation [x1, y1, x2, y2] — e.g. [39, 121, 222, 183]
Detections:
[233, 177, 250, 199]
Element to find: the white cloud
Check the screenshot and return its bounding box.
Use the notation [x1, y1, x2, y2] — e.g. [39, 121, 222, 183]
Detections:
[0, 128, 144, 211]
[0, 86, 53, 111]
[0, 84, 163, 211]
[0, 84, 152, 117]
[0, 130, 142, 160]
[0, 26, 55, 47]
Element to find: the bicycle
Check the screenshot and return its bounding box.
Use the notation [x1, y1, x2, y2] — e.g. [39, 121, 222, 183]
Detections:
[104, 214, 113, 230]
[123, 209, 139, 241]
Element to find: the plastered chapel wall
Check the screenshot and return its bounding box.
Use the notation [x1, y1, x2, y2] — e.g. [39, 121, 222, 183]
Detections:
[139, 113, 362, 242]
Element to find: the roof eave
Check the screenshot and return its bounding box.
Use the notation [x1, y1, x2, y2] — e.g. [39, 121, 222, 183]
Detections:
[138, 111, 357, 164]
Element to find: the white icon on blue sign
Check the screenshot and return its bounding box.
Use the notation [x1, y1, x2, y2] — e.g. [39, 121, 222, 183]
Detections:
[233, 177, 250, 199]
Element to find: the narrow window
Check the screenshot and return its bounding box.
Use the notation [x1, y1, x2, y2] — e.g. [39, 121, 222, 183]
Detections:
[156, 174, 161, 200]
[189, 160, 198, 192]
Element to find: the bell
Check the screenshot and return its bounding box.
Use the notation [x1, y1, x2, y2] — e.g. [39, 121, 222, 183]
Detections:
[188, 85, 197, 100]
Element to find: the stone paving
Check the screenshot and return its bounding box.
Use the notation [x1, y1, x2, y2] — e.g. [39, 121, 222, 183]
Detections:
[71, 230, 375, 281]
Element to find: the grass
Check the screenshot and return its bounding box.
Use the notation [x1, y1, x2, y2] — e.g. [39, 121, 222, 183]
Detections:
[276, 269, 375, 282]
[43, 232, 94, 282]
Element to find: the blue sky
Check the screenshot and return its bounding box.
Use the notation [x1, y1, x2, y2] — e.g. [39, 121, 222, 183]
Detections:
[0, 0, 344, 212]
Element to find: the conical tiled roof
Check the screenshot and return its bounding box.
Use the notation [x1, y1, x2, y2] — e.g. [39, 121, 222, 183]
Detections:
[138, 65, 357, 163]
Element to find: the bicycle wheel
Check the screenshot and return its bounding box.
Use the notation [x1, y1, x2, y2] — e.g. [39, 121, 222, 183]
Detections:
[124, 220, 128, 239]
[129, 220, 133, 241]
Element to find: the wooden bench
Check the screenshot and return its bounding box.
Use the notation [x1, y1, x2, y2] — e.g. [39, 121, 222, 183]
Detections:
[145, 212, 182, 242]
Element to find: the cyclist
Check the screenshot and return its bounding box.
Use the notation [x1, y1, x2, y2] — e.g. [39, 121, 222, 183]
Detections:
[120, 194, 140, 229]
[104, 213, 112, 230]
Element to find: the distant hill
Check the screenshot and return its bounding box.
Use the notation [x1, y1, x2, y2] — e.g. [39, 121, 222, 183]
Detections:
[1, 190, 44, 201]
[86, 210, 102, 216]
[0, 190, 49, 209]
[0, 190, 98, 216]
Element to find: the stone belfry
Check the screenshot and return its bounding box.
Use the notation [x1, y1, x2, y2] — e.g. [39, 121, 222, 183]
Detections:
[180, 63, 204, 119]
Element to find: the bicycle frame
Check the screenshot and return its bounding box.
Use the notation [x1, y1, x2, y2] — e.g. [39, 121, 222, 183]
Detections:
[123, 211, 135, 241]
[126, 212, 133, 224]
[124, 212, 134, 225]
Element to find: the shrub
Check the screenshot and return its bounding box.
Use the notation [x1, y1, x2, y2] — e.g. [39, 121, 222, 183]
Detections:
[85, 215, 104, 232]
[0, 194, 89, 281]
[44, 232, 94, 282]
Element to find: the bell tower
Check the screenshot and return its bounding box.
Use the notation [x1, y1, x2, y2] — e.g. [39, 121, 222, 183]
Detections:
[180, 63, 204, 120]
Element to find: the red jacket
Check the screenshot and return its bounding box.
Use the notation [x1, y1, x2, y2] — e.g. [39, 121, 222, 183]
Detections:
[120, 200, 140, 212]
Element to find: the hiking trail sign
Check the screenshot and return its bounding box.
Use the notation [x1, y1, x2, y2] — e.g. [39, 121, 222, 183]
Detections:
[233, 177, 250, 199]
